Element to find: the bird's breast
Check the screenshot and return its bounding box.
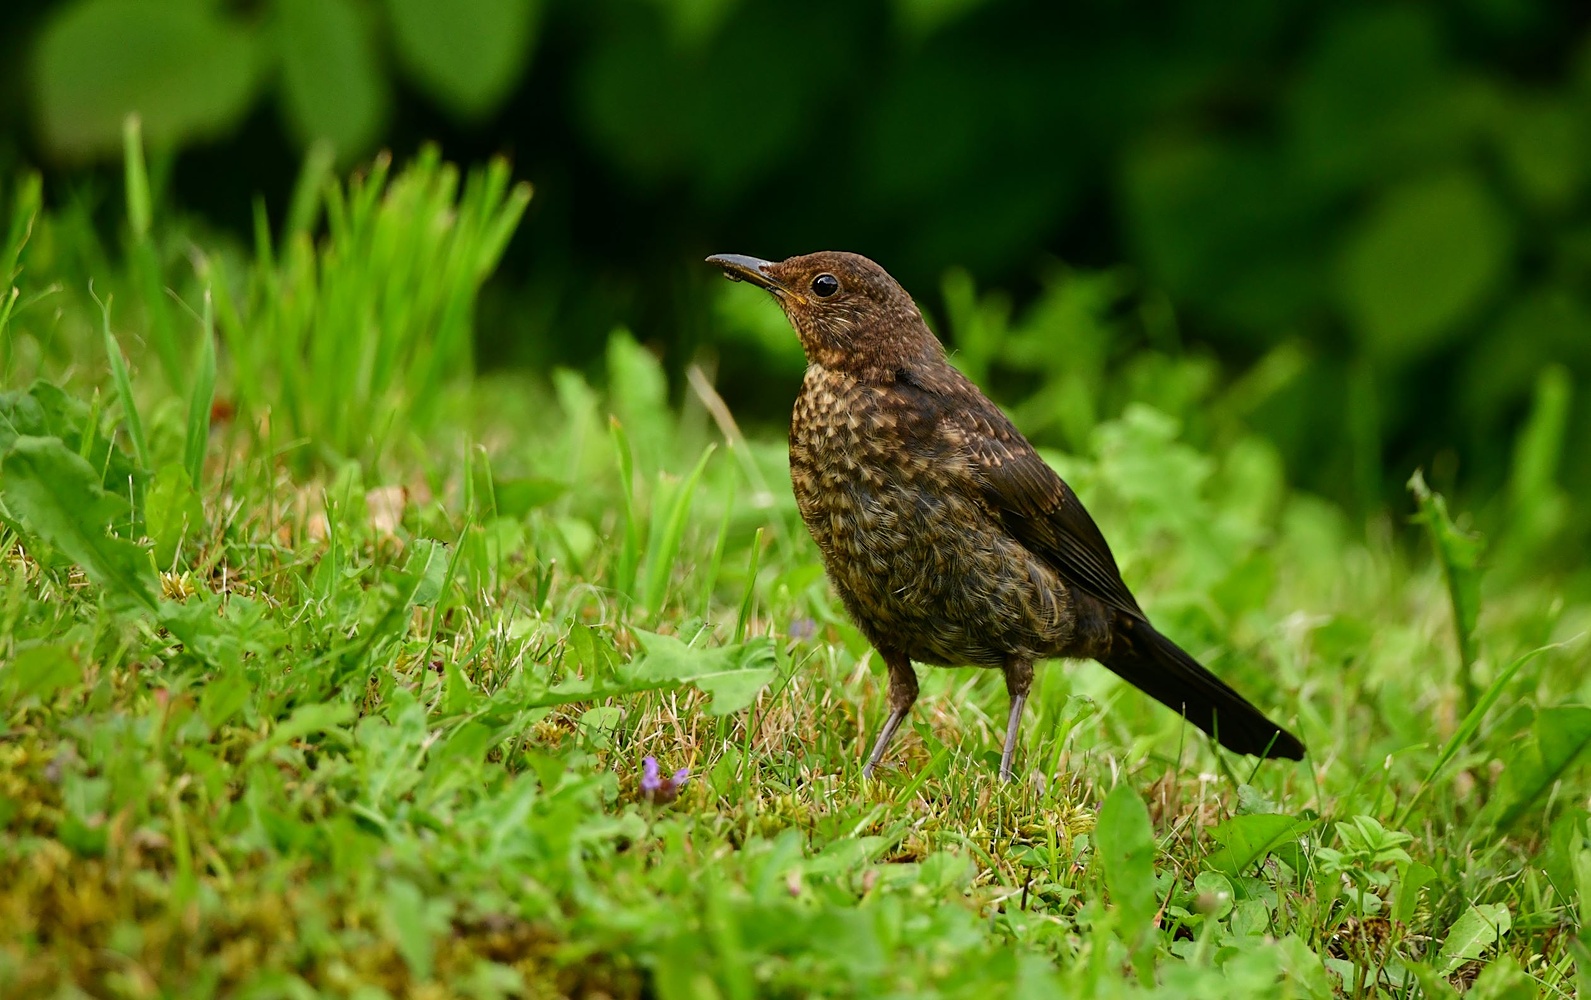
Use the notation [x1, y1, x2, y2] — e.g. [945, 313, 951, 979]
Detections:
[787, 367, 1073, 666]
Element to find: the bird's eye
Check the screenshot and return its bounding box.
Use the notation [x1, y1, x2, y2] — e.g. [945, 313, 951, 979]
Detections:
[811, 273, 840, 298]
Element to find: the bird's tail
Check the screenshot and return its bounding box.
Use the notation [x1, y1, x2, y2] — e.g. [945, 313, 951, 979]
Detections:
[1098, 617, 1305, 760]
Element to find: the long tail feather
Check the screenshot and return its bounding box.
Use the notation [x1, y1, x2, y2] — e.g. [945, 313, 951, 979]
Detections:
[1099, 618, 1305, 760]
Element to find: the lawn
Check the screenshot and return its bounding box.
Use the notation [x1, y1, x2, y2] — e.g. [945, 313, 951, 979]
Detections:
[1, 142, 1588, 999]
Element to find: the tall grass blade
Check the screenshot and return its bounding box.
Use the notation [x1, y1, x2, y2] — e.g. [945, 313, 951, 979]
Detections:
[2, 172, 41, 289]
[701, 473, 737, 618]
[122, 116, 152, 242]
[97, 292, 149, 471]
[1394, 642, 1559, 828]
[1408, 469, 1483, 713]
[185, 291, 216, 487]
[286, 140, 336, 243]
[1504, 365, 1572, 556]
[734, 527, 764, 643]
[0, 287, 18, 380]
[122, 115, 183, 392]
[2, 174, 42, 381]
[610, 417, 641, 601]
[642, 444, 716, 615]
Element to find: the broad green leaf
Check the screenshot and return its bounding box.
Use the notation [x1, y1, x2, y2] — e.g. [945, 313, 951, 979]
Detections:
[1435, 903, 1512, 975]
[1097, 782, 1158, 940]
[245, 702, 355, 763]
[385, 0, 539, 120]
[1205, 813, 1316, 877]
[33, 0, 258, 157]
[1393, 861, 1437, 924]
[403, 539, 449, 607]
[359, 691, 430, 808]
[1466, 955, 1535, 1000]
[441, 656, 478, 716]
[579, 706, 623, 749]
[1191, 870, 1233, 919]
[0, 381, 143, 497]
[1407, 962, 1465, 1000]
[1272, 935, 1335, 1000]
[384, 878, 434, 981]
[689, 663, 778, 716]
[276, 0, 386, 158]
[1489, 705, 1591, 831]
[565, 623, 619, 676]
[198, 669, 250, 728]
[1, 435, 157, 610]
[630, 630, 777, 715]
[490, 476, 567, 518]
[1, 643, 82, 706]
[145, 464, 204, 570]
[1338, 170, 1512, 363]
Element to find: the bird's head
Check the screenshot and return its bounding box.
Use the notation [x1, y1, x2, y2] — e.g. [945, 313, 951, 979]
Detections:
[706, 251, 943, 377]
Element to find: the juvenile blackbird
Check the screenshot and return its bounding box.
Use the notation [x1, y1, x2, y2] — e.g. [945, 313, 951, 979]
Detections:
[706, 250, 1305, 780]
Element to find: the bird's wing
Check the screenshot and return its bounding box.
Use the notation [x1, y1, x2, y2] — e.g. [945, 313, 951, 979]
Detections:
[944, 398, 1145, 621]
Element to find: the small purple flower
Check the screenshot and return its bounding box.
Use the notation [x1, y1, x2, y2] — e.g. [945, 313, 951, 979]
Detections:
[788, 617, 818, 641]
[639, 756, 690, 804]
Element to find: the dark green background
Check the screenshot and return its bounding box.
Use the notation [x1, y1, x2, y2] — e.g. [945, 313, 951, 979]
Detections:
[5, 0, 1589, 537]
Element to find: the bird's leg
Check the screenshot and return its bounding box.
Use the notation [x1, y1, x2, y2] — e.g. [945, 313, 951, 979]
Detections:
[862, 650, 918, 778]
[999, 658, 1034, 782]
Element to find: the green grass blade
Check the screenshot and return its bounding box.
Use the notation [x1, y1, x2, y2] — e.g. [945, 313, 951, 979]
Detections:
[286, 140, 335, 243]
[2, 171, 41, 288]
[734, 527, 764, 644]
[610, 417, 641, 602]
[1393, 642, 1559, 828]
[97, 292, 149, 471]
[2, 174, 41, 382]
[122, 114, 185, 392]
[1408, 469, 1484, 712]
[642, 443, 716, 615]
[701, 473, 737, 618]
[0, 287, 17, 380]
[185, 290, 217, 487]
[122, 115, 152, 242]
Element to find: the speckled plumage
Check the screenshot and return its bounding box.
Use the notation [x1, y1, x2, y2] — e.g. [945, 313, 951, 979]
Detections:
[707, 250, 1305, 780]
[790, 362, 1083, 670]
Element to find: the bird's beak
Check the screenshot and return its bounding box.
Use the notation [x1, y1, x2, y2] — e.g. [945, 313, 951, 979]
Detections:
[705, 253, 787, 294]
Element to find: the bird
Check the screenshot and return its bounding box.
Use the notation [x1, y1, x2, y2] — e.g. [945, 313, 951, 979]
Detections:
[705, 250, 1306, 781]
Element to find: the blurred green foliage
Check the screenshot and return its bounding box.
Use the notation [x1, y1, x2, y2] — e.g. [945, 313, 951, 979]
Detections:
[29, 0, 540, 159]
[4, 0, 1590, 534]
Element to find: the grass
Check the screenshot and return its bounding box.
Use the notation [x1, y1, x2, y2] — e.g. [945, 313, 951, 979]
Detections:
[1, 139, 1590, 998]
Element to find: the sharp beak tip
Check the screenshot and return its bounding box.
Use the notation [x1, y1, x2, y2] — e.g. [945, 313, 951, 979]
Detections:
[705, 253, 781, 290]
